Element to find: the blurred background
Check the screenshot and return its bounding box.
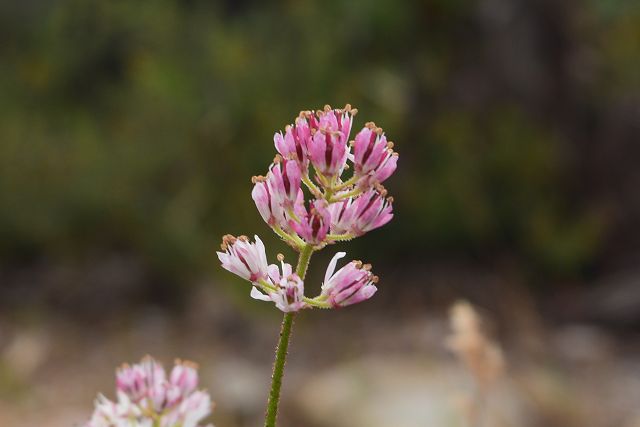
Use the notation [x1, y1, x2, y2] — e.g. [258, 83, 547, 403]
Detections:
[0, 0, 639, 426]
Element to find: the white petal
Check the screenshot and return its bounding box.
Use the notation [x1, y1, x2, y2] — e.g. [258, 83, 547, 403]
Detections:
[281, 261, 293, 277]
[324, 252, 347, 285]
[267, 264, 281, 283]
[250, 286, 271, 301]
[254, 235, 268, 271]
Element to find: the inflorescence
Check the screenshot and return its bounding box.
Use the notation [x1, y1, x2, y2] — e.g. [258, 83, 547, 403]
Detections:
[85, 356, 214, 427]
[217, 105, 398, 312]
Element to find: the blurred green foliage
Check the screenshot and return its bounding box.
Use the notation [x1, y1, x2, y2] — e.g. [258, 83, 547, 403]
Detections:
[0, 0, 638, 299]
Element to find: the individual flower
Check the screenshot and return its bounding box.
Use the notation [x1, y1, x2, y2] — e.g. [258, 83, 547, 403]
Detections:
[170, 360, 199, 397]
[305, 105, 355, 180]
[313, 104, 355, 141]
[320, 252, 378, 307]
[251, 157, 304, 232]
[267, 155, 303, 210]
[86, 357, 213, 427]
[290, 199, 331, 246]
[307, 128, 349, 179]
[274, 115, 312, 171]
[217, 234, 269, 282]
[87, 392, 143, 427]
[251, 257, 308, 312]
[251, 175, 289, 230]
[115, 357, 201, 413]
[328, 189, 393, 237]
[161, 391, 213, 427]
[352, 123, 398, 187]
[115, 355, 166, 404]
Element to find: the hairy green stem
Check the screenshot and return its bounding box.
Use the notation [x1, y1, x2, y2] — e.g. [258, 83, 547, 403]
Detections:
[272, 225, 305, 250]
[329, 186, 362, 203]
[326, 233, 355, 242]
[295, 243, 314, 278]
[302, 173, 321, 196]
[264, 244, 314, 427]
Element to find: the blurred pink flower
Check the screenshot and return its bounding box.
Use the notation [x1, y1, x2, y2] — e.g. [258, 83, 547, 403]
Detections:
[115, 355, 166, 404]
[86, 356, 213, 427]
[169, 360, 199, 397]
[321, 252, 378, 307]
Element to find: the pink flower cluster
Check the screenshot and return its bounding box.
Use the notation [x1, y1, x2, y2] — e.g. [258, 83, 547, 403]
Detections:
[218, 105, 398, 312]
[252, 105, 397, 246]
[86, 356, 213, 427]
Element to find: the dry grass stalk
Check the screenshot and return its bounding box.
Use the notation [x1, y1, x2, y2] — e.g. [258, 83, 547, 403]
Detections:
[447, 301, 505, 427]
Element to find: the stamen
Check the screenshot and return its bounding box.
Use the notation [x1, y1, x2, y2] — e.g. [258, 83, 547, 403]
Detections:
[375, 183, 388, 197]
[221, 234, 237, 250]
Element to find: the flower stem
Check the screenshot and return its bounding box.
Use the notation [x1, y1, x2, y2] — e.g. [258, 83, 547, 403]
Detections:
[264, 312, 295, 427]
[333, 175, 358, 192]
[302, 172, 321, 196]
[272, 225, 305, 250]
[329, 186, 362, 203]
[303, 295, 332, 308]
[295, 243, 314, 278]
[326, 233, 355, 242]
[264, 244, 314, 427]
